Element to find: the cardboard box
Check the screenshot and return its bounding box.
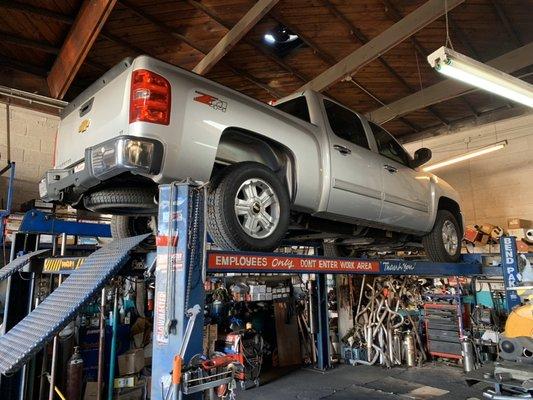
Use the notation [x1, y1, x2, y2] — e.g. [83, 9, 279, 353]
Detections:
[115, 386, 144, 400]
[84, 382, 99, 400]
[202, 324, 218, 355]
[508, 218, 532, 229]
[118, 348, 145, 375]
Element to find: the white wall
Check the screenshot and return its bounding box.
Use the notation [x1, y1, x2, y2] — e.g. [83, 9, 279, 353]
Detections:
[405, 113, 533, 227]
[0, 104, 59, 210]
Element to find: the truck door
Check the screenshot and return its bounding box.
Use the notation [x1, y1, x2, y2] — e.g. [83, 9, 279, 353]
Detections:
[368, 121, 431, 231]
[323, 100, 383, 222]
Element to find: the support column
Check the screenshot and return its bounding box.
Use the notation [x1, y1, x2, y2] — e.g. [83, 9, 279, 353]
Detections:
[151, 183, 206, 399]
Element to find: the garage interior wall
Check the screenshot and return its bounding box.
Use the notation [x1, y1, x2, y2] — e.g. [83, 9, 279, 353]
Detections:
[0, 103, 58, 210]
[405, 113, 533, 228]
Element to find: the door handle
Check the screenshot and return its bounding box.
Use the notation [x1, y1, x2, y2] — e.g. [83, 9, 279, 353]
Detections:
[333, 144, 351, 155]
[383, 164, 398, 173]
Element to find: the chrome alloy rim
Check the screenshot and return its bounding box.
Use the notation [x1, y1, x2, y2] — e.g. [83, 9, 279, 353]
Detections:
[234, 178, 280, 239]
[442, 220, 459, 255]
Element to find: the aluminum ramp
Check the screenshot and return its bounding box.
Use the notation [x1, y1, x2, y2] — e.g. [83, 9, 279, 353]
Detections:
[0, 234, 149, 374]
[0, 249, 49, 282]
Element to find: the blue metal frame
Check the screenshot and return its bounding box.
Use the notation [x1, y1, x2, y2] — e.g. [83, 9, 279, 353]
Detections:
[499, 236, 522, 311]
[151, 183, 205, 400]
[0, 162, 16, 244]
[19, 209, 111, 237]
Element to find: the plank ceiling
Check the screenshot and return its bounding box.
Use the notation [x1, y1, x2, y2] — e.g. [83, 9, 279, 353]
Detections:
[0, 0, 531, 139]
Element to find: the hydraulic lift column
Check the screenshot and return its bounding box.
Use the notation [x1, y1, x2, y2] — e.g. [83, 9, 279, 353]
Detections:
[151, 183, 206, 400]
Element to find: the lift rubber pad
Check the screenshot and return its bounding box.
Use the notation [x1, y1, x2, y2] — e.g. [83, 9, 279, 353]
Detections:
[0, 234, 149, 374]
[0, 249, 49, 282]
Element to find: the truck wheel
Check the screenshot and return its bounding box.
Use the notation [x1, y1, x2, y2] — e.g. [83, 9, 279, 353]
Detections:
[422, 209, 462, 262]
[111, 215, 156, 245]
[207, 162, 290, 251]
[84, 187, 157, 214]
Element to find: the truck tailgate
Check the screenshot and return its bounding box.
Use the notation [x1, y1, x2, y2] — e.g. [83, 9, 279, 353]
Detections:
[54, 59, 133, 169]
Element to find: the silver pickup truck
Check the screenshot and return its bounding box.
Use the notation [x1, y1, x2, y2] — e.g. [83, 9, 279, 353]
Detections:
[41, 56, 464, 262]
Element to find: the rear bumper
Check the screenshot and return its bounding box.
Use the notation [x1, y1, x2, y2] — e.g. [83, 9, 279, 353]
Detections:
[40, 136, 163, 204]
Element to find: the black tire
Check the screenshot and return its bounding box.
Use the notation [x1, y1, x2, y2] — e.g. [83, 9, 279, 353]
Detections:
[323, 240, 360, 258]
[207, 162, 290, 251]
[422, 209, 462, 262]
[84, 187, 156, 215]
[111, 215, 156, 246]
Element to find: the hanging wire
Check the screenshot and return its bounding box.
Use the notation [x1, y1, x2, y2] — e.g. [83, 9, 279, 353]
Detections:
[414, 49, 424, 92]
[345, 75, 387, 107]
[444, 0, 455, 49]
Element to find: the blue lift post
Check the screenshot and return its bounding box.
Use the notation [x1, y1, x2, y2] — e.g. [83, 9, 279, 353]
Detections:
[151, 183, 206, 400]
[499, 236, 522, 311]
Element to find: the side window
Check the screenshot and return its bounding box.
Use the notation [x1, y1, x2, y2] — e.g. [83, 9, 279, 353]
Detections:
[324, 100, 370, 150]
[369, 122, 411, 166]
[274, 96, 311, 123]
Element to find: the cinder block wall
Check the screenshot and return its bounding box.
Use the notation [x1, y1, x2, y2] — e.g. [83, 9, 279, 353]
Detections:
[0, 103, 58, 210]
[405, 113, 533, 228]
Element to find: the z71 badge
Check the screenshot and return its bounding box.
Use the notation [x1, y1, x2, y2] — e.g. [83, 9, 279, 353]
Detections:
[193, 91, 227, 112]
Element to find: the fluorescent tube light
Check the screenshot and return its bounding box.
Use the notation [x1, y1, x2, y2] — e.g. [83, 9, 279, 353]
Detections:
[427, 46, 533, 107]
[423, 140, 507, 172]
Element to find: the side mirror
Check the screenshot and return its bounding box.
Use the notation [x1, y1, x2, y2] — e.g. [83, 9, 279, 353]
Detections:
[411, 147, 432, 168]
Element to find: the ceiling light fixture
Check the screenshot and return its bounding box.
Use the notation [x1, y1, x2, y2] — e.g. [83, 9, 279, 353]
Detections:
[427, 46, 533, 107]
[422, 140, 507, 172]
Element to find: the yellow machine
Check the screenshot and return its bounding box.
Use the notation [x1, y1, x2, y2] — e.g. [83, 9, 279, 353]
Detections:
[504, 303, 533, 338]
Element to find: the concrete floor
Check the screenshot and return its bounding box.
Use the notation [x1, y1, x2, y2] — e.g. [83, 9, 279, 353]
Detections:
[239, 364, 487, 400]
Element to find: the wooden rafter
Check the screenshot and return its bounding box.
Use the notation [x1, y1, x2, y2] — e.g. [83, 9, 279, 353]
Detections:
[193, 0, 279, 75]
[321, 0, 449, 127]
[298, 0, 465, 92]
[366, 42, 533, 124]
[380, 0, 479, 118]
[489, 0, 523, 47]
[186, 0, 357, 110]
[270, 10, 421, 132]
[47, 0, 117, 99]
[118, 0, 283, 98]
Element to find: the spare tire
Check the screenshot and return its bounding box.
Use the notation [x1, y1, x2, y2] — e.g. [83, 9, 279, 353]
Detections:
[84, 187, 157, 215]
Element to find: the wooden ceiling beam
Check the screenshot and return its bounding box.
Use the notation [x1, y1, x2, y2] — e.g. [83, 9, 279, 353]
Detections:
[399, 105, 531, 144]
[298, 0, 464, 92]
[322, 0, 448, 127]
[193, 0, 279, 75]
[47, 0, 117, 99]
[0, 55, 48, 77]
[380, 0, 479, 118]
[489, 0, 523, 47]
[0, 1, 138, 55]
[270, 10, 420, 132]
[366, 42, 533, 124]
[0, 31, 59, 55]
[118, 0, 283, 99]
[0, 0, 74, 24]
[186, 0, 311, 82]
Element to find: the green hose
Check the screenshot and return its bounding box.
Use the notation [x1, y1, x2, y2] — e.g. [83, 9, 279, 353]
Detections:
[107, 288, 119, 400]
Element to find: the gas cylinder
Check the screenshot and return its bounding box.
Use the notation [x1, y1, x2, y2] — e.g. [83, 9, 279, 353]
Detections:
[403, 331, 416, 367]
[461, 337, 475, 372]
[66, 346, 84, 400]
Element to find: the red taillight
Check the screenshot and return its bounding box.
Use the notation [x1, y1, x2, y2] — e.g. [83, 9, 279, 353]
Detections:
[129, 69, 171, 125]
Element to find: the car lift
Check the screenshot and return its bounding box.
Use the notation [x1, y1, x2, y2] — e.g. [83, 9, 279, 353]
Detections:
[0, 182, 523, 400]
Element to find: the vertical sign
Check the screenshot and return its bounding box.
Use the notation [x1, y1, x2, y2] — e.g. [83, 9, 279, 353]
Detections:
[499, 236, 522, 311]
